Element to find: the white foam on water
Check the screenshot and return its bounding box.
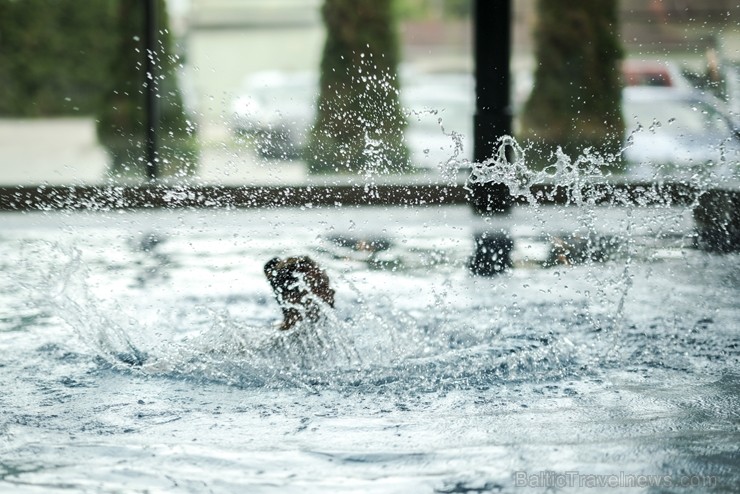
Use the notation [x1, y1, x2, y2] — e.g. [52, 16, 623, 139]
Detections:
[0, 178, 737, 493]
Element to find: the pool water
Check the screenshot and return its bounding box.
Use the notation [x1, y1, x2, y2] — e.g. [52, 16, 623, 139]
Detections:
[0, 205, 738, 493]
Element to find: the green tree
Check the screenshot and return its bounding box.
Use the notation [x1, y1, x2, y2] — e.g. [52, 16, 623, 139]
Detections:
[519, 0, 624, 169]
[443, 0, 472, 18]
[307, 0, 409, 175]
[0, 0, 115, 116]
[96, 0, 196, 179]
[393, 0, 471, 20]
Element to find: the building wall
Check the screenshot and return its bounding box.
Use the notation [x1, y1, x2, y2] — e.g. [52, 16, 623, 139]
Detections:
[185, 0, 324, 127]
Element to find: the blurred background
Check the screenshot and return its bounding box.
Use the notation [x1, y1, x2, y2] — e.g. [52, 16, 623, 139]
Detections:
[0, 0, 738, 186]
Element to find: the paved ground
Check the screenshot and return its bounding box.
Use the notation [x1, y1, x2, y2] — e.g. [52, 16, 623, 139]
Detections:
[195, 126, 308, 185]
[0, 118, 110, 186]
[0, 118, 463, 187]
[0, 118, 310, 187]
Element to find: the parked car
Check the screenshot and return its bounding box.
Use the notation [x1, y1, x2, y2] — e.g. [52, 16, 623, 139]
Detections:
[622, 59, 693, 89]
[622, 86, 740, 181]
[229, 70, 475, 167]
[230, 71, 317, 158]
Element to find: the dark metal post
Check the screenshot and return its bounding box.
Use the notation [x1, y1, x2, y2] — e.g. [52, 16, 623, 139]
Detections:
[469, 230, 513, 275]
[144, 0, 159, 181]
[471, 0, 512, 214]
[694, 189, 740, 252]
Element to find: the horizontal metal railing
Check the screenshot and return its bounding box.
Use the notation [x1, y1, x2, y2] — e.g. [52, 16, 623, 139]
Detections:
[0, 182, 703, 211]
[0, 182, 736, 253]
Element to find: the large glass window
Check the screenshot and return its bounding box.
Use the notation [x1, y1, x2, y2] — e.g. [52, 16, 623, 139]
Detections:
[0, 1, 738, 188]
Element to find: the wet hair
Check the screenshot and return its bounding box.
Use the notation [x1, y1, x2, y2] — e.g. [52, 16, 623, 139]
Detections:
[264, 256, 335, 330]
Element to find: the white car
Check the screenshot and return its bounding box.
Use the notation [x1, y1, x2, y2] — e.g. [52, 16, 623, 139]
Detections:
[230, 72, 317, 158]
[229, 71, 476, 167]
[622, 86, 740, 182]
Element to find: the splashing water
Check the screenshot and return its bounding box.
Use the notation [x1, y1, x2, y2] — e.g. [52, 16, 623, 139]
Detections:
[16, 236, 584, 394]
[1, 164, 738, 492]
[468, 136, 621, 205]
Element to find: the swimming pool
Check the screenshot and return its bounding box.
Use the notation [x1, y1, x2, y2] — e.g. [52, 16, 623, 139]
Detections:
[0, 204, 738, 492]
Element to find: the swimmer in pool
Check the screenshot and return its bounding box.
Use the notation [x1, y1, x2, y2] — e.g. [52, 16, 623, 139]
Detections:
[264, 256, 335, 330]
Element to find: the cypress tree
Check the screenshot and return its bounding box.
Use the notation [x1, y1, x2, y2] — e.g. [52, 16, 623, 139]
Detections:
[307, 0, 409, 175]
[519, 0, 624, 169]
[96, 0, 196, 179]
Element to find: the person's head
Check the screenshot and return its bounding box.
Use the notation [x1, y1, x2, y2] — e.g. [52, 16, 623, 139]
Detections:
[264, 256, 335, 330]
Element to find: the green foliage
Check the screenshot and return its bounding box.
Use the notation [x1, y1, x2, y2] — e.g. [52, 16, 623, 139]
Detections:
[307, 0, 410, 174]
[394, 0, 471, 20]
[0, 0, 116, 116]
[0, 0, 195, 178]
[444, 0, 471, 19]
[519, 0, 625, 169]
[96, 0, 196, 178]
